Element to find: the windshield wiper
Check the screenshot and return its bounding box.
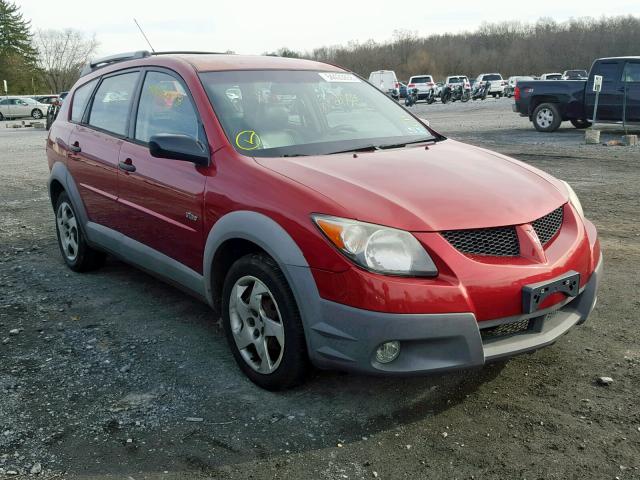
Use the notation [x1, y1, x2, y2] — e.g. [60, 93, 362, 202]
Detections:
[377, 138, 437, 150]
[328, 145, 380, 155]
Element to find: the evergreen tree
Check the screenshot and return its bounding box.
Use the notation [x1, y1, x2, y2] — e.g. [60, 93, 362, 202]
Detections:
[0, 1, 43, 94]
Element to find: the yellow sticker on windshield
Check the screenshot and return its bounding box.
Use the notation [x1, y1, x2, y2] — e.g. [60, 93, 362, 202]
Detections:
[235, 130, 261, 150]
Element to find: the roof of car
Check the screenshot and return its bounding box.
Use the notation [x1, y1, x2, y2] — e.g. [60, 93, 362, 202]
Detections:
[180, 54, 344, 72]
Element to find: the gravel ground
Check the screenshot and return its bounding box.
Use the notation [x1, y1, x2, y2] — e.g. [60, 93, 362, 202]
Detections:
[1, 98, 639, 480]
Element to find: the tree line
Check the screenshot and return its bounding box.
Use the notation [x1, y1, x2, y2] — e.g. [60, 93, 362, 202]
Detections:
[0, 0, 97, 95]
[270, 16, 640, 81]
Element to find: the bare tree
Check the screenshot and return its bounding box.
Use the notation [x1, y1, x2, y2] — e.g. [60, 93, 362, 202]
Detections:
[34, 28, 98, 92]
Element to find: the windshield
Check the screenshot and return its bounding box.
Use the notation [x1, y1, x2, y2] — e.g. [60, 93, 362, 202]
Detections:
[448, 77, 462, 83]
[200, 70, 434, 157]
[483, 74, 502, 81]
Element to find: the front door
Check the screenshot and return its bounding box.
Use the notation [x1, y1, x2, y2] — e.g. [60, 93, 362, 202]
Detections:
[622, 61, 640, 123]
[115, 70, 207, 273]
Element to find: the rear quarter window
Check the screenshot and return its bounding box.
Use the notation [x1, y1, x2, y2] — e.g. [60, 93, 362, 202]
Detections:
[71, 79, 98, 123]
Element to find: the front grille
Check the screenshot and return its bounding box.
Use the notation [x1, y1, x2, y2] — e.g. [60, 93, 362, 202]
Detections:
[532, 206, 564, 246]
[480, 318, 532, 340]
[441, 227, 520, 256]
[441, 206, 565, 257]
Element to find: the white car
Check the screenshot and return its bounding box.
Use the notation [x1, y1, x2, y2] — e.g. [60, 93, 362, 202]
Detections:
[445, 75, 470, 89]
[475, 73, 506, 97]
[368, 70, 400, 99]
[407, 74, 435, 99]
[540, 73, 563, 81]
[0, 96, 48, 120]
[504, 76, 534, 97]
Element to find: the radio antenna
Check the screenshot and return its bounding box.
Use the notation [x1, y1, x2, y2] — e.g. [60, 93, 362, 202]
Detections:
[133, 18, 155, 52]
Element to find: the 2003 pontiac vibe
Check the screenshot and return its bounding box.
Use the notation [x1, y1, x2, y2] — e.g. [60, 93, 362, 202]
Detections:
[46, 51, 602, 390]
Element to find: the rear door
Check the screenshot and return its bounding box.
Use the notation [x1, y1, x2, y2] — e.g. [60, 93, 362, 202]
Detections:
[621, 60, 640, 122]
[67, 71, 140, 230]
[115, 69, 207, 272]
[585, 61, 624, 121]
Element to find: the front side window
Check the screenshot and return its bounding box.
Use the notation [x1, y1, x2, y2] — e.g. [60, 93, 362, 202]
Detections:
[134, 71, 199, 143]
[592, 62, 620, 83]
[88, 72, 139, 136]
[71, 79, 98, 123]
[200, 70, 433, 157]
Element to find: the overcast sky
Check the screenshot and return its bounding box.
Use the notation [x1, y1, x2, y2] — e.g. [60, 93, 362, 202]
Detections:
[19, 0, 640, 56]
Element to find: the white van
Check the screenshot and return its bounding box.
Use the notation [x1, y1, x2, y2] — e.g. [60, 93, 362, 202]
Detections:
[368, 70, 400, 99]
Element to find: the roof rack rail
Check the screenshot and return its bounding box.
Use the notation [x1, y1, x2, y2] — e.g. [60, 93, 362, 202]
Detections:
[151, 51, 225, 55]
[79, 50, 229, 77]
[80, 50, 151, 76]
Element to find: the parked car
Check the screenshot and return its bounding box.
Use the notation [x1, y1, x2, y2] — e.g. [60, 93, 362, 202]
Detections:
[47, 51, 601, 390]
[407, 75, 435, 101]
[513, 56, 640, 131]
[540, 73, 563, 81]
[33, 95, 60, 105]
[504, 76, 534, 98]
[0, 96, 48, 120]
[474, 73, 505, 97]
[368, 70, 400, 99]
[561, 70, 588, 80]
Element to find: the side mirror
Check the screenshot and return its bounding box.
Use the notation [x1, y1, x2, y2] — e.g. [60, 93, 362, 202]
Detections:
[149, 134, 209, 166]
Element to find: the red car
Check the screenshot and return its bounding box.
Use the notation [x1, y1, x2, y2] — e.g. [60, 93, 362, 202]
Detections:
[46, 52, 602, 390]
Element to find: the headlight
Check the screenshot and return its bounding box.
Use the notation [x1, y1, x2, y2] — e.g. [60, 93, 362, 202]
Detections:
[561, 181, 584, 218]
[312, 215, 438, 276]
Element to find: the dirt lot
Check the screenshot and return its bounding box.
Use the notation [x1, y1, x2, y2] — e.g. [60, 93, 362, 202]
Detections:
[1, 98, 639, 480]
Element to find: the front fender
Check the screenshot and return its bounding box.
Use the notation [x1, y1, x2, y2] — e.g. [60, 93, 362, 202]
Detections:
[203, 211, 324, 344]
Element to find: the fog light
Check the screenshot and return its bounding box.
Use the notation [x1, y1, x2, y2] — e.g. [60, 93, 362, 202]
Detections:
[375, 341, 400, 364]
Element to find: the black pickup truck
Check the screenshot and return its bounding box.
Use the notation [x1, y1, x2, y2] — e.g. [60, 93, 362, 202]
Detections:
[513, 57, 640, 132]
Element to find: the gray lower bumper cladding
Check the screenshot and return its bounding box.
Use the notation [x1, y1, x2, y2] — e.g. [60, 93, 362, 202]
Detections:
[306, 256, 602, 375]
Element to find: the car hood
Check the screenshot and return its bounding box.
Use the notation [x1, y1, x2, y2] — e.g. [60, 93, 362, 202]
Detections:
[255, 139, 568, 232]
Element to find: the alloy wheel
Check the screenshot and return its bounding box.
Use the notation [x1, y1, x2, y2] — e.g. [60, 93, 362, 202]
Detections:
[536, 108, 554, 129]
[56, 201, 79, 261]
[229, 276, 285, 374]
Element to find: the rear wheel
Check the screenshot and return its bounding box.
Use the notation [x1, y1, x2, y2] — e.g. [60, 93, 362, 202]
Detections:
[222, 253, 309, 390]
[570, 118, 592, 129]
[532, 103, 562, 132]
[55, 192, 105, 272]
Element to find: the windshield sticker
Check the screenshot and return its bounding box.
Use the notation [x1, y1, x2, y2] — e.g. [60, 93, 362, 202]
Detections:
[318, 72, 361, 83]
[235, 130, 261, 150]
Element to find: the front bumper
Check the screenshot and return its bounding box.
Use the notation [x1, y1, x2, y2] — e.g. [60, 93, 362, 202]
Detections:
[307, 255, 602, 375]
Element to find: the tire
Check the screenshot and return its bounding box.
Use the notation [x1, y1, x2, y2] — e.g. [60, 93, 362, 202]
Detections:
[222, 253, 309, 390]
[532, 103, 562, 132]
[54, 192, 105, 272]
[0, 112, 4, 121]
[31, 109, 43, 119]
[570, 118, 592, 129]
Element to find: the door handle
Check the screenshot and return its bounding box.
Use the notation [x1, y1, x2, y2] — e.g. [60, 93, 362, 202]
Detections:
[118, 159, 136, 173]
[70, 145, 81, 153]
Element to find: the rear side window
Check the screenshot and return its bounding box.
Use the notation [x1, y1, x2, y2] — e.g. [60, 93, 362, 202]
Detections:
[88, 72, 139, 136]
[71, 79, 98, 123]
[592, 62, 620, 83]
[134, 71, 199, 143]
[622, 63, 640, 82]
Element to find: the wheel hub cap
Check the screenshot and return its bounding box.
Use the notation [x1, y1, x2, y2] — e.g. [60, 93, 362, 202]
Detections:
[229, 276, 285, 374]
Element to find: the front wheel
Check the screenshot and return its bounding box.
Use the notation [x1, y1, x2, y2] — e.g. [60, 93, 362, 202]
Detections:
[31, 109, 43, 119]
[222, 254, 309, 390]
[532, 103, 562, 132]
[570, 118, 592, 129]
